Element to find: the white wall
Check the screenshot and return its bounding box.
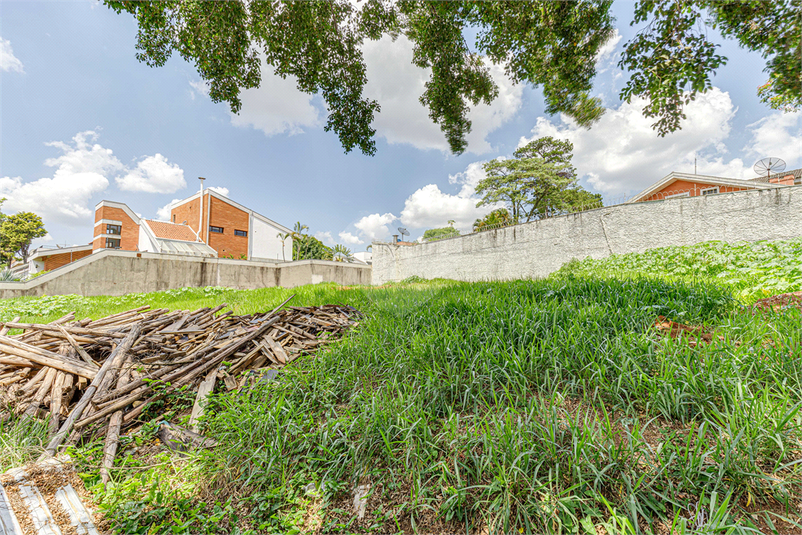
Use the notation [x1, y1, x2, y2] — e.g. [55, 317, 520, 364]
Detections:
[138, 225, 159, 253]
[373, 187, 802, 284]
[28, 258, 45, 274]
[0, 251, 371, 298]
[251, 216, 293, 261]
[353, 251, 372, 264]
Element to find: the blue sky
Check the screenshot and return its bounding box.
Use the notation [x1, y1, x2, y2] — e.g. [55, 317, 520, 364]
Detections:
[1, 1, 800, 250]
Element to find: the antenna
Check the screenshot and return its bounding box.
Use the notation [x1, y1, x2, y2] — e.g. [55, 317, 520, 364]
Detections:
[753, 157, 786, 183]
[397, 227, 409, 242]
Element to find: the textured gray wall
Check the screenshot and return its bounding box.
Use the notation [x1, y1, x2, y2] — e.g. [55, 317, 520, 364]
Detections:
[372, 187, 802, 285]
[0, 251, 371, 298]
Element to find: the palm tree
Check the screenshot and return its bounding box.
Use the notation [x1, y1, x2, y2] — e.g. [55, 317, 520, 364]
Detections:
[332, 244, 354, 263]
[292, 222, 309, 260]
[447, 219, 455, 227]
[293, 222, 308, 235]
[276, 232, 291, 261]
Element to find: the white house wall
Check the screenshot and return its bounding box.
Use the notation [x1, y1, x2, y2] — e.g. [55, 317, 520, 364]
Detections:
[28, 259, 45, 274]
[251, 216, 293, 261]
[138, 225, 159, 253]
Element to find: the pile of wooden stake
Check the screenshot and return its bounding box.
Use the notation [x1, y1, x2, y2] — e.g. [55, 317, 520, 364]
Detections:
[0, 295, 360, 479]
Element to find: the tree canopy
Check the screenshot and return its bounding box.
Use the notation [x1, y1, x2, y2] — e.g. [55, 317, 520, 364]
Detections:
[293, 234, 333, 261]
[473, 208, 512, 232]
[422, 226, 460, 242]
[619, 0, 801, 134]
[289, 221, 355, 261]
[332, 244, 355, 262]
[475, 136, 600, 223]
[105, 0, 799, 155]
[0, 211, 47, 265]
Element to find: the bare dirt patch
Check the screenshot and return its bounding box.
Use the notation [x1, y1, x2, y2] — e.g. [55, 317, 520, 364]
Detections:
[653, 315, 715, 347]
[753, 291, 802, 313]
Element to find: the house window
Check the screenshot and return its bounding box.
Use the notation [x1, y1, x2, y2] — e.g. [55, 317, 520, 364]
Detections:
[701, 187, 719, 195]
[209, 226, 224, 234]
[172, 215, 176, 223]
[105, 238, 121, 249]
[106, 224, 122, 235]
[234, 229, 248, 237]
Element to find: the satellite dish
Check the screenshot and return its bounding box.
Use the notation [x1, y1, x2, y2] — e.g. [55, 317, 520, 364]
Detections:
[753, 157, 786, 182]
[397, 227, 409, 241]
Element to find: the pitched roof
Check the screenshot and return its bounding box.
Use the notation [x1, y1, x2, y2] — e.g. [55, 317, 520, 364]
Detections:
[627, 171, 783, 203]
[749, 168, 802, 184]
[145, 220, 199, 242]
[29, 244, 93, 261]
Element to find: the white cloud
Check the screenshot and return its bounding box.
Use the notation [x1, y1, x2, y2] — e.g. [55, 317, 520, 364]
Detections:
[0, 131, 120, 225]
[520, 87, 755, 196]
[394, 160, 499, 232]
[189, 80, 209, 100]
[362, 35, 523, 154]
[357, 161, 498, 239]
[448, 161, 488, 198]
[399, 184, 496, 232]
[315, 231, 335, 245]
[208, 186, 230, 197]
[338, 231, 364, 245]
[464, 63, 524, 154]
[745, 112, 802, 169]
[595, 29, 622, 66]
[0, 37, 24, 73]
[354, 212, 397, 241]
[43, 131, 122, 176]
[228, 69, 321, 136]
[156, 198, 181, 221]
[116, 153, 186, 194]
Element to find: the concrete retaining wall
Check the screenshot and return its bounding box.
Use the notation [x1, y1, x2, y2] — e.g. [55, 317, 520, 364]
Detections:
[372, 186, 802, 285]
[0, 251, 371, 299]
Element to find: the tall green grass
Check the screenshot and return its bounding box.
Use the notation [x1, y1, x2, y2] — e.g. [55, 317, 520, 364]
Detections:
[0, 416, 49, 472]
[103, 277, 798, 534]
[3, 239, 801, 533]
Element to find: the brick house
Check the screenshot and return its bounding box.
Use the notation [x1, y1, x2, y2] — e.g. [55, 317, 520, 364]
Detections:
[167, 188, 292, 261]
[628, 169, 801, 203]
[91, 200, 216, 257]
[26, 189, 292, 276]
[28, 245, 94, 273]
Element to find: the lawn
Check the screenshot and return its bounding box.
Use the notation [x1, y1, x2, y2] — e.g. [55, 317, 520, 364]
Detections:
[1, 240, 801, 534]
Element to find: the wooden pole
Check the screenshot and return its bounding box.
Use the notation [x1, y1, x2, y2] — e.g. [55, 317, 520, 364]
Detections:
[39, 323, 142, 460]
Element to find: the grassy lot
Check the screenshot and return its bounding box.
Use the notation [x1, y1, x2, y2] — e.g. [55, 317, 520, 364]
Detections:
[1, 240, 801, 534]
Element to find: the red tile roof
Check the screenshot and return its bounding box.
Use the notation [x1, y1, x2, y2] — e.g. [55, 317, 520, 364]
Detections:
[146, 220, 198, 242]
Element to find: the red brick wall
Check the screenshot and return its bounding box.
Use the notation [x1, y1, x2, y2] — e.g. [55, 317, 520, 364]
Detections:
[42, 249, 92, 271]
[93, 206, 139, 251]
[171, 195, 204, 240]
[207, 196, 249, 259]
[641, 179, 750, 202]
[769, 174, 795, 186]
[170, 193, 251, 258]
